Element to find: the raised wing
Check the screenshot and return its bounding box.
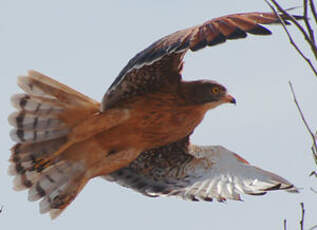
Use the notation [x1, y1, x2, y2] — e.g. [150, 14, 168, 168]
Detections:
[104, 143, 298, 201]
[102, 12, 303, 110]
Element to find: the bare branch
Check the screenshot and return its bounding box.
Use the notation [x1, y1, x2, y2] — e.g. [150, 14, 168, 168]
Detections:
[309, 225, 317, 230]
[304, 0, 316, 46]
[266, 2, 317, 174]
[265, 0, 317, 76]
[269, 0, 313, 45]
[288, 81, 317, 160]
[310, 187, 317, 193]
[288, 81, 316, 145]
[283, 203, 317, 229]
[300, 202, 305, 230]
[309, 171, 317, 177]
[309, 0, 317, 25]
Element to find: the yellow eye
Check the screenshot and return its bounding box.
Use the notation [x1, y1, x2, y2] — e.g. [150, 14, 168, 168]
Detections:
[212, 87, 220, 95]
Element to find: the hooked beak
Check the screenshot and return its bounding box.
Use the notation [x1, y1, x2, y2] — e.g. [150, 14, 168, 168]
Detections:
[223, 94, 236, 104]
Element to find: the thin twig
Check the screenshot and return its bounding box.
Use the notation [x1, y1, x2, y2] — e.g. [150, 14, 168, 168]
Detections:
[283, 219, 287, 230]
[309, 0, 317, 25]
[304, 0, 316, 46]
[288, 81, 317, 168]
[269, 0, 317, 60]
[309, 171, 317, 177]
[265, 1, 317, 76]
[309, 225, 317, 230]
[270, 0, 311, 42]
[310, 187, 317, 193]
[300, 202, 305, 230]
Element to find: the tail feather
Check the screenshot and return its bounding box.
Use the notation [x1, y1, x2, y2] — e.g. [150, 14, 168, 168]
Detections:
[11, 94, 64, 114]
[18, 70, 98, 107]
[9, 137, 68, 178]
[8, 111, 66, 131]
[10, 127, 70, 144]
[31, 160, 88, 219]
[9, 70, 99, 218]
[39, 179, 88, 219]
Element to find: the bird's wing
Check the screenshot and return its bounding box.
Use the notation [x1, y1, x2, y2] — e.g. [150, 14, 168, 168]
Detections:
[103, 142, 298, 201]
[101, 12, 303, 110]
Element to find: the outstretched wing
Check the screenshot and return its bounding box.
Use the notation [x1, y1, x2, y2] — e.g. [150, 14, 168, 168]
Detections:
[102, 12, 303, 110]
[104, 141, 297, 201]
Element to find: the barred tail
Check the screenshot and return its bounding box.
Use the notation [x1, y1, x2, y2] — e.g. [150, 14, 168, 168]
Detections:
[8, 70, 99, 219]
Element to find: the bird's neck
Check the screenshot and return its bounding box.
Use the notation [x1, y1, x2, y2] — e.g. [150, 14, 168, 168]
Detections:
[179, 81, 205, 105]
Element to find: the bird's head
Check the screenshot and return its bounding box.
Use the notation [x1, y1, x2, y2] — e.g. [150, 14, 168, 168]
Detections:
[183, 80, 236, 109]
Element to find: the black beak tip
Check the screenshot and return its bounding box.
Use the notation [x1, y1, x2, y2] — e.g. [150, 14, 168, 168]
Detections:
[230, 97, 237, 105]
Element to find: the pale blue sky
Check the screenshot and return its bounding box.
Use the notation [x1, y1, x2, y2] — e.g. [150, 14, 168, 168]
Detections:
[1, 0, 316, 229]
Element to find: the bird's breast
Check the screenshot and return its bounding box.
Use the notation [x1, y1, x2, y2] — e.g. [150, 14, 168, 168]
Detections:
[129, 102, 207, 149]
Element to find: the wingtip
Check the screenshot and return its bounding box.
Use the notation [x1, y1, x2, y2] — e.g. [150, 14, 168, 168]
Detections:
[261, 181, 299, 193]
[49, 209, 62, 220]
[284, 185, 300, 193]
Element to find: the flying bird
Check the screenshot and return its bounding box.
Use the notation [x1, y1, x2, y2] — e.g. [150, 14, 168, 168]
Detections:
[9, 11, 301, 218]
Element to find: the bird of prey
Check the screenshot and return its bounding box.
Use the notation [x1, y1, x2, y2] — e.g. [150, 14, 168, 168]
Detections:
[9, 11, 301, 219]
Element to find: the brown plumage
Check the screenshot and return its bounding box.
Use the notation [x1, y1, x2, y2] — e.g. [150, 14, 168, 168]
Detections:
[8, 11, 302, 218]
